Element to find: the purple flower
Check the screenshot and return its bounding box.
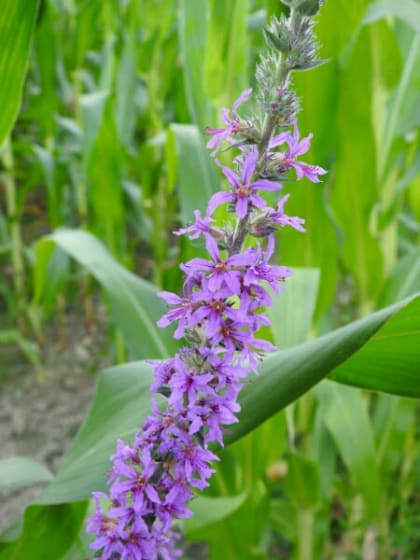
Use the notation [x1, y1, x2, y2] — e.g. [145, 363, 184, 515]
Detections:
[243, 236, 293, 295]
[157, 291, 195, 338]
[270, 122, 327, 182]
[174, 209, 222, 241]
[207, 151, 282, 218]
[266, 194, 306, 231]
[205, 88, 253, 155]
[181, 235, 255, 294]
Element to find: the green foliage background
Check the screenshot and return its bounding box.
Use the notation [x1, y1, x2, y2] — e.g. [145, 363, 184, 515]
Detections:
[0, 0, 419, 559]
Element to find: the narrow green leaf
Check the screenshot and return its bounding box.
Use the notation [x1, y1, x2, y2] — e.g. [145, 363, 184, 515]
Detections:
[178, 0, 213, 128]
[43, 229, 178, 359]
[168, 124, 218, 224]
[330, 26, 383, 309]
[0, 0, 39, 146]
[87, 100, 125, 256]
[380, 34, 420, 181]
[316, 382, 381, 518]
[0, 458, 52, 491]
[115, 15, 138, 147]
[285, 452, 322, 510]
[80, 90, 109, 164]
[378, 248, 420, 307]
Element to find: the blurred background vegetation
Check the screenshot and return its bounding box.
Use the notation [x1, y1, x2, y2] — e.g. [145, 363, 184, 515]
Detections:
[0, 0, 419, 558]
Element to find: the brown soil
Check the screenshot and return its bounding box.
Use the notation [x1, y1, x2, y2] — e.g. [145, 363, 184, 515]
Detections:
[0, 311, 111, 534]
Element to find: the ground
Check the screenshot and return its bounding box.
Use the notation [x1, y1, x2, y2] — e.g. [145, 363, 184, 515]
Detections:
[0, 312, 109, 534]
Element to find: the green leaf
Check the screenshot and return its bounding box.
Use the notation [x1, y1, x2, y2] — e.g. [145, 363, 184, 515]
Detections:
[167, 124, 218, 224]
[41, 229, 177, 359]
[329, 294, 420, 397]
[330, 25, 383, 308]
[0, 503, 87, 558]
[185, 493, 247, 535]
[204, 0, 250, 106]
[0, 330, 42, 376]
[285, 452, 322, 510]
[31, 296, 418, 507]
[380, 33, 420, 181]
[36, 362, 154, 505]
[178, 0, 213, 128]
[378, 248, 420, 307]
[0, 0, 39, 147]
[226, 295, 419, 444]
[364, 0, 420, 34]
[316, 382, 381, 518]
[0, 458, 52, 491]
[268, 268, 320, 348]
[87, 100, 125, 256]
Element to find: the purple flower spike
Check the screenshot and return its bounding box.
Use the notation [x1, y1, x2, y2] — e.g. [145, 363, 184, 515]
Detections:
[87, 8, 325, 554]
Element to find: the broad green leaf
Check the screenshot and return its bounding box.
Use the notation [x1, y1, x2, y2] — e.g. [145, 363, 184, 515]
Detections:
[227, 295, 419, 444]
[0, 0, 39, 147]
[31, 295, 418, 506]
[316, 382, 381, 518]
[41, 229, 177, 359]
[0, 503, 87, 558]
[185, 493, 247, 535]
[268, 268, 320, 348]
[167, 124, 219, 224]
[329, 294, 420, 396]
[0, 458, 52, 491]
[36, 362, 154, 505]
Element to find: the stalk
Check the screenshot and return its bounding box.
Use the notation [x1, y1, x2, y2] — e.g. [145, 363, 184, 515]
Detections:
[3, 139, 26, 331]
[297, 508, 314, 560]
[230, 5, 297, 256]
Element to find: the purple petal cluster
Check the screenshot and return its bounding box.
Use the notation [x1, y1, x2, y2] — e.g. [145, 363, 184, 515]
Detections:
[269, 122, 327, 183]
[87, 87, 324, 559]
[205, 88, 253, 155]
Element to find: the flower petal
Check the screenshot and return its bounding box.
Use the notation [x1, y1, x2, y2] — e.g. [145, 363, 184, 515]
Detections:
[241, 150, 259, 184]
[207, 190, 233, 215]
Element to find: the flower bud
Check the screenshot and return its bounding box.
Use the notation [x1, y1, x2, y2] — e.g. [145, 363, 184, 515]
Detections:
[295, 0, 323, 17]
